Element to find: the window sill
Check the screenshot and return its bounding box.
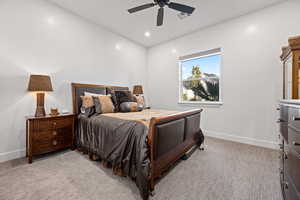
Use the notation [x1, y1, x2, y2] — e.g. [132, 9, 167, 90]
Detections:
[178, 101, 223, 106]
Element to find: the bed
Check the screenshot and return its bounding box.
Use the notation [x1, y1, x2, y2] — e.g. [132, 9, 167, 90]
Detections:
[71, 82, 204, 200]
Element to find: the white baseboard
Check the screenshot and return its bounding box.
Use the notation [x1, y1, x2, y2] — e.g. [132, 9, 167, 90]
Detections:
[204, 130, 278, 150]
[0, 149, 26, 163]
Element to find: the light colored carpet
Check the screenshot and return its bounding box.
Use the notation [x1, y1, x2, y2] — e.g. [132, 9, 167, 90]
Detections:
[0, 137, 282, 200]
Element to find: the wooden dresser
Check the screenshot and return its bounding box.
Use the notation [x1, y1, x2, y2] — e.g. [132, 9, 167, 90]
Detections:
[26, 114, 75, 163]
[278, 100, 300, 200]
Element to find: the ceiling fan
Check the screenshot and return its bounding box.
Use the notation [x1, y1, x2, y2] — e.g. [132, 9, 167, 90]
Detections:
[128, 0, 195, 26]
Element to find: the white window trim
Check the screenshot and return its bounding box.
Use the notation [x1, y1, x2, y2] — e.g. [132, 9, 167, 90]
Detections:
[178, 48, 223, 105]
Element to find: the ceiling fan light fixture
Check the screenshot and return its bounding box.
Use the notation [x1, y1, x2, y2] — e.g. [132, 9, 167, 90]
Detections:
[177, 12, 191, 20]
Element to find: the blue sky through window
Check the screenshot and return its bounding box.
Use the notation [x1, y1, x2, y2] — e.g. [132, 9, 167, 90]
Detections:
[181, 54, 221, 80]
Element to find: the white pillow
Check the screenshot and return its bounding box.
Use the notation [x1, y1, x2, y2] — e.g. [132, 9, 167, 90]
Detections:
[84, 92, 111, 97]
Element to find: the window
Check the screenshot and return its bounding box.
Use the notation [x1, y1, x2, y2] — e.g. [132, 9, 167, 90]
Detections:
[179, 48, 222, 104]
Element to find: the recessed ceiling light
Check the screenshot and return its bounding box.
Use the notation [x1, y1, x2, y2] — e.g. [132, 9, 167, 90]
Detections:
[246, 25, 257, 34]
[172, 49, 177, 54]
[47, 16, 55, 25]
[115, 44, 121, 50]
[144, 32, 151, 37]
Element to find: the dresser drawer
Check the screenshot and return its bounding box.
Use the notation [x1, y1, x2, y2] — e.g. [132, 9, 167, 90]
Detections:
[279, 105, 289, 142]
[283, 174, 300, 200]
[280, 105, 289, 121]
[281, 122, 289, 142]
[288, 128, 300, 155]
[33, 117, 73, 131]
[286, 148, 300, 192]
[288, 107, 300, 131]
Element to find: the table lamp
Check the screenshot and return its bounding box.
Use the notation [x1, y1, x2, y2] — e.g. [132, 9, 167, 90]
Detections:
[133, 85, 143, 96]
[28, 75, 53, 117]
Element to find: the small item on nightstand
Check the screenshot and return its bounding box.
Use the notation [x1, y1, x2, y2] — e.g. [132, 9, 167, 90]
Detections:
[62, 109, 70, 114]
[50, 108, 59, 116]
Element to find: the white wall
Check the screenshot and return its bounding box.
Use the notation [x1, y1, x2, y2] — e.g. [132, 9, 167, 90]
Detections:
[147, 1, 300, 149]
[0, 0, 147, 162]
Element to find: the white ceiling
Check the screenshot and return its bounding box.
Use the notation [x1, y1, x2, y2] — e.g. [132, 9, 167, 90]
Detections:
[48, 0, 285, 47]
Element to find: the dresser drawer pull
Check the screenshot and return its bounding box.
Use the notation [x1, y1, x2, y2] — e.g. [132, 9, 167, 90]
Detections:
[293, 141, 300, 146]
[284, 182, 289, 190]
[284, 153, 288, 160]
[53, 131, 57, 136]
[53, 140, 57, 146]
[277, 119, 284, 123]
[53, 122, 57, 126]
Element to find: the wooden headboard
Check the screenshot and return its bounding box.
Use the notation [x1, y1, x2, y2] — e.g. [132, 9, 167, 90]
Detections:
[71, 82, 129, 114]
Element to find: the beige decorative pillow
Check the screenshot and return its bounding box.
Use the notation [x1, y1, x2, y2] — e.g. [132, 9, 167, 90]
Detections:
[80, 96, 94, 108]
[95, 96, 115, 114]
[135, 96, 145, 108]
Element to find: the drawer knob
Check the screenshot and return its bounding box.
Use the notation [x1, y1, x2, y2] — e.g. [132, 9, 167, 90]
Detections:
[293, 141, 300, 146]
[53, 131, 57, 136]
[53, 140, 57, 146]
[285, 182, 289, 190]
[53, 122, 57, 126]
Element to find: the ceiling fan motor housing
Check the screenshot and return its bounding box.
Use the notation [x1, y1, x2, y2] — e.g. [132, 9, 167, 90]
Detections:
[156, 0, 170, 7]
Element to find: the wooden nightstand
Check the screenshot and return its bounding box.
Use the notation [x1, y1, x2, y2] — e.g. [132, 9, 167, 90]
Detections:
[26, 114, 75, 164]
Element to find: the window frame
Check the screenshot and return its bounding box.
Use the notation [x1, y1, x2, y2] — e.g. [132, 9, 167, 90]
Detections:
[178, 48, 223, 105]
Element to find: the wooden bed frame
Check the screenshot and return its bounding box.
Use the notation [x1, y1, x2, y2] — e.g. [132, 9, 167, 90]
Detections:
[71, 82, 204, 198]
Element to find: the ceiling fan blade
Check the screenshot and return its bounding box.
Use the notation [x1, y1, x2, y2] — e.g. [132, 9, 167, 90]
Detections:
[157, 7, 164, 26]
[168, 2, 195, 14]
[128, 3, 156, 13]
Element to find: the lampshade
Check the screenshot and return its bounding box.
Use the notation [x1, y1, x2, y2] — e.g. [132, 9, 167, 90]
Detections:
[28, 75, 53, 92]
[133, 85, 143, 95]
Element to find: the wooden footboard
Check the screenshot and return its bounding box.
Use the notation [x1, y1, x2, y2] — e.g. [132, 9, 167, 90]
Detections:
[148, 109, 203, 192]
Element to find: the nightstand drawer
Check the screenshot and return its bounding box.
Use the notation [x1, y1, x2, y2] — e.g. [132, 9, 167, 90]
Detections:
[32, 136, 70, 155]
[33, 117, 73, 131]
[33, 127, 72, 140]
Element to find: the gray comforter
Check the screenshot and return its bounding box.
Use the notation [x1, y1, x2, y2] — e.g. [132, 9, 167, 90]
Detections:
[77, 114, 150, 199]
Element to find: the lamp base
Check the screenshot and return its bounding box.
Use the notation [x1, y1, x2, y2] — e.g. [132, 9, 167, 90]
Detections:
[35, 93, 46, 117]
